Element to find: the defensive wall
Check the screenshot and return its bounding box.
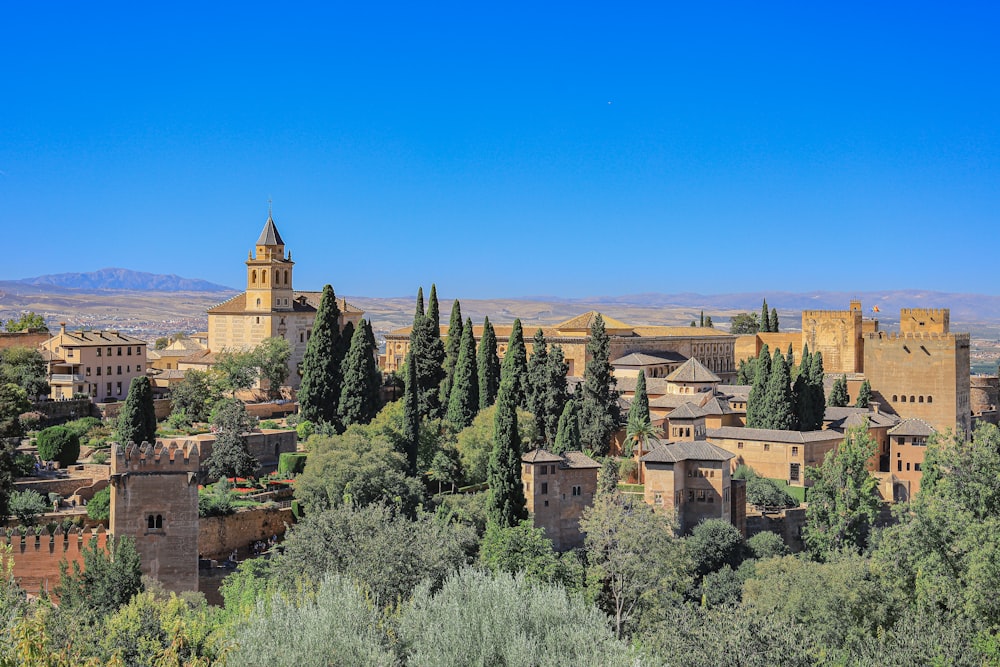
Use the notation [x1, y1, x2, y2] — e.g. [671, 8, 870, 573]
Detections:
[745, 507, 807, 553]
[198, 505, 295, 560]
[970, 375, 999, 415]
[899, 308, 949, 334]
[801, 306, 863, 374]
[98, 398, 172, 421]
[5, 529, 109, 598]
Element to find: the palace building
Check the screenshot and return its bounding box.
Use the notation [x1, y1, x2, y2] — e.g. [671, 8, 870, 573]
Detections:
[206, 212, 364, 388]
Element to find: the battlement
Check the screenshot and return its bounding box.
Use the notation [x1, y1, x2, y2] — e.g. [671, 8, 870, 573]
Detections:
[111, 441, 200, 472]
[802, 309, 862, 319]
[900, 308, 949, 334]
[865, 331, 968, 343]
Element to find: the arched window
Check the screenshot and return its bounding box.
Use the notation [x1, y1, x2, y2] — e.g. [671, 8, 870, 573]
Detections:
[900, 395, 906, 402]
[256, 298, 261, 307]
[927, 396, 933, 404]
[251, 270, 257, 284]
[275, 269, 280, 284]
[892, 395, 898, 402]
[155, 515, 163, 529]
[262, 271, 267, 284]
[918, 396, 924, 403]
[283, 270, 289, 285]
[910, 395, 915, 403]
[147, 515, 155, 529]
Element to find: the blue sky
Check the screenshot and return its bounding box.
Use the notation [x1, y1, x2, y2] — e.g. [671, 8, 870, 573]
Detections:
[1, 3, 996, 298]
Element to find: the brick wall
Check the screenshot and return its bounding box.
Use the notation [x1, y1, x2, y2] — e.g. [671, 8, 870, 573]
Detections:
[5, 530, 109, 597]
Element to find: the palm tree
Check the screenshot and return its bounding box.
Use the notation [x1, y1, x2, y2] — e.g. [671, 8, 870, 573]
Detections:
[624, 420, 662, 484]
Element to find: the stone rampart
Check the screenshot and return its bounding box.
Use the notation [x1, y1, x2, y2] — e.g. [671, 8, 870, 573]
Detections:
[198, 506, 295, 560]
[98, 398, 172, 421]
[31, 398, 97, 425]
[745, 507, 807, 553]
[5, 530, 109, 597]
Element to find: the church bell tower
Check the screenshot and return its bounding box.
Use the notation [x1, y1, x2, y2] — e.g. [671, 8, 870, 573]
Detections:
[246, 208, 295, 312]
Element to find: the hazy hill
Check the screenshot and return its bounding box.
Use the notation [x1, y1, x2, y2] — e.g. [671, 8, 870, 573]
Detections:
[16, 268, 233, 292]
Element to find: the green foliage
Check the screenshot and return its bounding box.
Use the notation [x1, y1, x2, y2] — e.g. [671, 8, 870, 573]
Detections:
[476, 316, 501, 410]
[169, 369, 223, 424]
[551, 398, 580, 455]
[827, 374, 850, 407]
[526, 328, 549, 440]
[277, 452, 307, 476]
[761, 348, 796, 430]
[445, 317, 479, 429]
[855, 378, 872, 408]
[9, 489, 48, 525]
[770, 307, 779, 333]
[597, 457, 620, 496]
[214, 347, 259, 396]
[578, 314, 620, 456]
[402, 351, 420, 475]
[294, 428, 423, 515]
[486, 370, 528, 528]
[87, 486, 110, 522]
[0, 443, 16, 523]
[479, 520, 569, 585]
[759, 299, 771, 333]
[454, 404, 537, 485]
[408, 285, 447, 420]
[736, 357, 756, 384]
[440, 299, 464, 409]
[729, 312, 760, 335]
[221, 573, 395, 667]
[36, 425, 80, 466]
[687, 518, 744, 577]
[56, 535, 144, 617]
[338, 319, 382, 427]
[808, 350, 826, 425]
[198, 478, 235, 517]
[399, 568, 634, 666]
[0, 346, 49, 398]
[64, 416, 102, 439]
[275, 503, 476, 604]
[581, 494, 692, 638]
[500, 318, 529, 410]
[0, 383, 30, 440]
[12, 452, 35, 476]
[746, 531, 789, 560]
[745, 343, 770, 428]
[206, 398, 258, 480]
[254, 336, 291, 398]
[3, 311, 47, 332]
[541, 344, 569, 444]
[298, 284, 343, 427]
[804, 424, 881, 559]
[116, 376, 157, 446]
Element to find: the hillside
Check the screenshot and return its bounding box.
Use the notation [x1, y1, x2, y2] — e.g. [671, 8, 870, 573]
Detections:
[16, 268, 234, 292]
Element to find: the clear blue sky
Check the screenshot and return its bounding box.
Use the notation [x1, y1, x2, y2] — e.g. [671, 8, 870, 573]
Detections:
[1, 3, 996, 298]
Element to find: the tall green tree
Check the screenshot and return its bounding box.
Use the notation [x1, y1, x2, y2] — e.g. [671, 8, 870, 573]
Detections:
[116, 376, 157, 445]
[501, 319, 529, 410]
[760, 299, 771, 333]
[746, 344, 771, 428]
[542, 345, 569, 444]
[527, 328, 549, 441]
[255, 336, 291, 399]
[625, 370, 660, 457]
[729, 312, 760, 335]
[486, 371, 527, 528]
[206, 398, 258, 479]
[0, 383, 29, 441]
[0, 346, 48, 399]
[763, 348, 796, 430]
[334, 321, 355, 387]
[477, 316, 500, 410]
[402, 352, 420, 476]
[770, 308, 780, 333]
[339, 319, 382, 427]
[440, 300, 464, 407]
[736, 357, 757, 385]
[215, 347, 259, 396]
[794, 344, 814, 430]
[578, 314, 620, 455]
[803, 424, 881, 560]
[408, 286, 447, 419]
[298, 284, 343, 427]
[809, 351, 827, 427]
[827, 375, 850, 408]
[56, 535, 143, 617]
[3, 311, 47, 333]
[855, 379, 872, 409]
[169, 369, 223, 424]
[446, 318, 479, 429]
[552, 399, 581, 454]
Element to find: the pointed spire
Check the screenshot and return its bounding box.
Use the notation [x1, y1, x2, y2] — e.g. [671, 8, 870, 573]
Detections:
[257, 203, 285, 246]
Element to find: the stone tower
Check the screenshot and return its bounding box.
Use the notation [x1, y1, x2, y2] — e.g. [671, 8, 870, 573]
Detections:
[246, 212, 295, 313]
[109, 441, 200, 593]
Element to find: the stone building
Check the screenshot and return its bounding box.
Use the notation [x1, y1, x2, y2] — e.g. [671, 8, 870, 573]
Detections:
[109, 441, 200, 593]
[40, 325, 148, 402]
[521, 448, 600, 550]
[207, 213, 364, 389]
[383, 311, 736, 383]
[705, 426, 843, 487]
[887, 418, 935, 500]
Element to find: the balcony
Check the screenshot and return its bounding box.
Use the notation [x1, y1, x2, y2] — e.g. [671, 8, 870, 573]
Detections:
[50, 374, 85, 384]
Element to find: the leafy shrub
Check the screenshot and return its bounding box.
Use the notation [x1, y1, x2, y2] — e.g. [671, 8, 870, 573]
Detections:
[13, 452, 36, 476]
[199, 479, 235, 517]
[36, 425, 81, 466]
[9, 489, 49, 525]
[295, 420, 315, 442]
[259, 419, 279, 430]
[88, 487, 111, 521]
[277, 453, 307, 476]
[19, 411, 44, 432]
[92, 450, 109, 465]
[65, 416, 102, 438]
[746, 531, 789, 560]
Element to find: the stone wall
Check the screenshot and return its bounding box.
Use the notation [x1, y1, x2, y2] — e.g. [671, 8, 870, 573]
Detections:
[745, 507, 807, 553]
[14, 476, 94, 499]
[5, 530, 109, 597]
[98, 398, 172, 421]
[198, 506, 295, 560]
[31, 398, 96, 425]
[246, 402, 298, 419]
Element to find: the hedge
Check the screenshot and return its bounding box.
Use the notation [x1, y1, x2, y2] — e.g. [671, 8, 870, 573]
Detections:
[278, 453, 308, 476]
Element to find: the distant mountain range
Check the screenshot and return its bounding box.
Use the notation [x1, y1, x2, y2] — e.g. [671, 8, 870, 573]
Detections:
[13, 268, 234, 293]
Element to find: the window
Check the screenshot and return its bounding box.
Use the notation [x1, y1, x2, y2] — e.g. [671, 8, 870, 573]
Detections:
[116, 382, 123, 395]
[137, 364, 142, 372]
[127, 347, 132, 356]
[763, 444, 770, 452]
[906, 462, 911, 471]
[541, 482, 548, 495]
[915, 463, 921, 471]
[300, 333, 305, 343]
[126, 366, 130, 373]
[107, 347, 112, 356]
[539, 465, 547, 476]
[687, 490, 694, 501]
[927, 396, 932, 404]
[654, 493, 663, 505]
[106, 382, 112, 394]
[723, 488, 730, 503]
[256, 317, 261, 324]
[147, 515, 155, 529]
[117, 366, 122, 375]
[791, 446, 799, 456]
[550, 465, 557, 474]
[737, 441, 744, 449]
[107, 366, 112, 376]
[918, 396, 924, 403]
[910, 396, 915, 403]
[697, 489, 705, 502]
[543, 500, 549, 507]
[790, 463, 800, 482]
[898, 460, 903, 472]
[117, 347, 122, 356]
[86, 367, 91, 376]
[900, 395, 906, 402]
[97, 348, 102, 357]
[572, 485, 582, 496]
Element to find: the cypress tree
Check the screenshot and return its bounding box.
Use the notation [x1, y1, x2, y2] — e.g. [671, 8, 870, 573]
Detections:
[446, 318, 479, 429]
[855, 379, 872, 409]
[828, 375, 850, 408]
[770, 308, 780, 333]
[746, 344, 771, 428]
[440, 300, 464, 407]
[402, 352, 420, 476]
[786, 343, 794, 368]
[737, 358, 756, 385]
[578, 314, 620, 455]
[117, 376, 157, 445]
[477, 317, 500, 410]
[298, 284, 342, 427]
[705, 315, 714, 328]
[794, 344, 813, 430]
[699, 311, 705, 327]
[764, 348, 796, 430]
[552, 399, 581, 454]
[527, 328, 549, 441]
[626, 370, 651, 434]
[335, 321, 354, 382]
[542, 344, 569, 444]
[486, 371, 527, 527]
[408, 286, 446, 420]
[809, 351, 827, 428]
[760, 299, 771, 333]
[339, 319, 381, 427]
[501, 319, 529, 410]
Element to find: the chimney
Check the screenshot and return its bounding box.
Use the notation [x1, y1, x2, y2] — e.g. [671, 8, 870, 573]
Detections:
[59, 322, 66, 334]
[870, 400, 880, 415]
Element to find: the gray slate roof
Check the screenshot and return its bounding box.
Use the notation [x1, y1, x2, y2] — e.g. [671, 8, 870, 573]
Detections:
[889, 418, 936, 437]
[611, 351, 688, 367]
[707, 426, 844, 444]
[641, 439, 735, 463]
[666, 357, 721, 383]
[522, 448, 601, 469]
[257, 216, 285, 246]
[667, 403, 706, 420]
